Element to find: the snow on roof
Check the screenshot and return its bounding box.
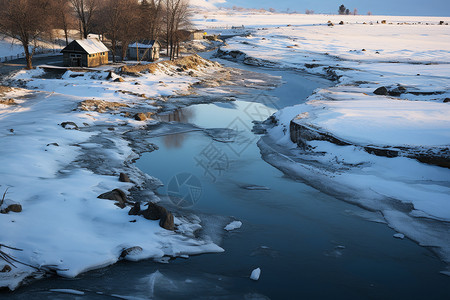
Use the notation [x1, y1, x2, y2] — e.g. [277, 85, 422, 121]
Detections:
[128, 40, 158, 49]
[72, 38, 109, 54]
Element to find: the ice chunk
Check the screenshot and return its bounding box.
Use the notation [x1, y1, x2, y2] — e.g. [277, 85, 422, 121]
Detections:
[250, 268, 261, 281]
[50, 289, 85, 295]
[393, 233, 405, 239]
[224, 221, 242, 231]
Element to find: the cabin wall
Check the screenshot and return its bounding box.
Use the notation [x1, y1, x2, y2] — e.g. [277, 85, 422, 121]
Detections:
[87, 52, 108, 67]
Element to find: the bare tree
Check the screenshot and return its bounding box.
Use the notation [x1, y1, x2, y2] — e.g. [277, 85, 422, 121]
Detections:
[163, 0, 190, 60]
[98, 0, 139, 62]
[53, 0, 75, 45]
[70, 0, 100, 38]
[0, 0, 55, 69]
[140, 0, 163, 41]
[353, 8, 358, 15]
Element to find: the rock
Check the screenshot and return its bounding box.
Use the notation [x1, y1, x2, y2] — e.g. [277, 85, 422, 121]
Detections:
[98, 189, 127, 208]
[119, 172, 130, 182]
[339, 21, 344, 25]
[60, 122, 79, 130]
[134, 112, 153, 121]
[5, 204, 22, 213]
[119, 246, 143, 259]
[46, 143, 59, 147]
[361, 49, 366, 51]
[114, 77, 125, 82]
[141, 203, 174, 230]
[373, 86, 388, 95]
[159, 209, 175, 231]
[0, 265, 12, 273]
[388, 86, 407, 96]
[141, 202, 164, 220]
[128, 202, 141, 215]
[444, 98, 450, 103]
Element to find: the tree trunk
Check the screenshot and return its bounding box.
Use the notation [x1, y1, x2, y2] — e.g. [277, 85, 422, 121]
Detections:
[23, 43, 33, 69]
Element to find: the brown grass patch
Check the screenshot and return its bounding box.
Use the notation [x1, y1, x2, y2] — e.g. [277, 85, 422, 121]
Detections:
[0, 98, 16, 105]
[120, 54, 221, 75]
[79, 99, 129, 113]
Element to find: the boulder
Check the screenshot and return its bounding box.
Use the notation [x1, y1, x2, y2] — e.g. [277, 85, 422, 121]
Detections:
[373, 86, 388, 95]
[444, 98, 450, 103]
[128, 202, 141, 215]
[98, 189, 127, 208]
[119, 246, 143, 259]
[60, 122, 79, 130]
[0, 265, 12, 273]
[114, 77, 125, 82]
[159, 209, 175, 231]
[388, 86, 406, 96]
[119, 172, 131, 182]
[141, 202, 164, 220]
[141, 203, 175, 230]
[5, 203, 22, 213]
[134, 112, 153, 121]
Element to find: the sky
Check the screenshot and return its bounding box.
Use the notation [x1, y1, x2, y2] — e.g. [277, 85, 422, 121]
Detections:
[215, 0, 450, 17]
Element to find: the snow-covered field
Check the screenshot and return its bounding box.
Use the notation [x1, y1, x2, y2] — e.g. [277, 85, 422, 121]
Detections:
[195, 12, 450, 269]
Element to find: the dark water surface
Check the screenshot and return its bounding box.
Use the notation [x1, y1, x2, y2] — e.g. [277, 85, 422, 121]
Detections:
[2, 59, 449, 300]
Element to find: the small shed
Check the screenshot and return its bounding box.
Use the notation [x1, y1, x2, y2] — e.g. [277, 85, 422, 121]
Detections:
[61, 39, 109, 67]
[127, 40, 161, 61]
[190, 30, 205, 40]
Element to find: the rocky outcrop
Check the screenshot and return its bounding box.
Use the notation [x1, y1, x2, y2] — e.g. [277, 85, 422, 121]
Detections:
[290, 120, 450, 169]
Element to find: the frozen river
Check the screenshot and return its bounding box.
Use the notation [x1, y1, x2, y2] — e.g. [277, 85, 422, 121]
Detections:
[3, 59, 449, 299]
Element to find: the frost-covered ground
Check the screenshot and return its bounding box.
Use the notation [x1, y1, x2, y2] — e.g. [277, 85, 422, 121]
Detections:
[195, 12, 450, 269]
[0, 56, 263, 290]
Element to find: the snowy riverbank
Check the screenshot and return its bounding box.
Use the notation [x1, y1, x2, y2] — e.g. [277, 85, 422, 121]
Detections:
[196, 12, 450, 270]
[0, 55, 280, 290]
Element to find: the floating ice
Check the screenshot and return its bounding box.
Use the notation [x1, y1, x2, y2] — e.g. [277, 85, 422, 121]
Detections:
[250, 268, 261, 281]
[224, 221, 242, 231]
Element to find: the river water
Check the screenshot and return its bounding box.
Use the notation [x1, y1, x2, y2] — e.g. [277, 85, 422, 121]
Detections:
[3, 58, 449, 299]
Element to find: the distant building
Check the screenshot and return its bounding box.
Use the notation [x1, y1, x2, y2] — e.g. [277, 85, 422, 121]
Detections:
[127, 40, 161, 61]
[190, 30, 205, 40]
[61, 39, 109, 67]
[178, 30, 206, 41]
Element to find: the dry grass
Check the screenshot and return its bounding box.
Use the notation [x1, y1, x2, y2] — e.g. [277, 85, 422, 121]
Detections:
[0, 85, 12, 96]
[120, 54, 221, 75]
[0, 98, 16, 105]
[79, 99, 129, 113]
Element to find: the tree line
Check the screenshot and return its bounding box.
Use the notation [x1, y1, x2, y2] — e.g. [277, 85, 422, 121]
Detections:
[0, 0, 191, 69]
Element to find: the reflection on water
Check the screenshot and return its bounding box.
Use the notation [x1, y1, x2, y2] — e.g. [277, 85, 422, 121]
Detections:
[158, 107, 195, 123]
[157, 108, 196, 148]
[163, 132, 188, 148]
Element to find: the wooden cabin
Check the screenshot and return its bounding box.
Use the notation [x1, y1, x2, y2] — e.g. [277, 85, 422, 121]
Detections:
[61, 39, 109, 67]
[127, 40, 161, 61]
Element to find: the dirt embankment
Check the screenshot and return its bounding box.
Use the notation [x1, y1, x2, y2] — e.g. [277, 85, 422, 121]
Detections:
[120, 55, 221, 74]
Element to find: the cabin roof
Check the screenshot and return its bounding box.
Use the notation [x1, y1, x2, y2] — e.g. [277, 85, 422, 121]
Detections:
[128, 40, 159, 49]
[61, 38, 109, 54]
